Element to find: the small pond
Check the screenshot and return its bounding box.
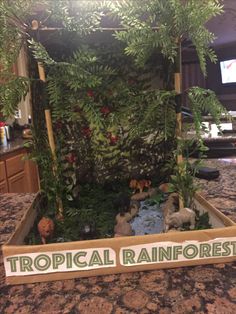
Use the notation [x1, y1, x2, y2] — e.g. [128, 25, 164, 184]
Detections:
[130, 200, 164, 235]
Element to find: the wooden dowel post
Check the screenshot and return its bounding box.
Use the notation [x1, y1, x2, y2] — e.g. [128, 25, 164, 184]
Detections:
[45, 109, 56, 159]
[37, 63, 46, 82]
[38, 62, 64, 219]
[175, 39, 184, 209]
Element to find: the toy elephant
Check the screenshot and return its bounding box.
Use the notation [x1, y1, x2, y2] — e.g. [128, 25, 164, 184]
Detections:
[165, 207, 196, 232]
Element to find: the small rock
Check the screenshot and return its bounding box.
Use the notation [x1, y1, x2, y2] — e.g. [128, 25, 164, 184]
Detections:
[114, 221, 132, 237]
[131, 192, 149, 201]
[116, 212, 132, 223]
[130, 204, 139, 217]
[159, 183, 170, 193]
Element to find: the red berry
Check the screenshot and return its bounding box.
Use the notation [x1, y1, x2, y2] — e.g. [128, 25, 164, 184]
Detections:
[81, 127, 92, 138]
[109, 133, 119, 145]
[66, 153, 76, 163]
[87, 90, 94, 98]
[100, 106, 110, 115]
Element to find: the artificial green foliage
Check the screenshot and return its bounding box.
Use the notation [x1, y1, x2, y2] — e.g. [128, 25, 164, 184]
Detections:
[107, 0, 223, 74]
[169, 139, 202, 208]
[194, 211, 212, 230]
[45, 0, 104, 35]
[169, 160, 200, 208]
[28, 34, 177, 188]
[25, 181, 131, 244]
[188, 86, 229, 138]
[25, 131, 63, 212]
[0, 0, 32, 117]
[0, 74, 29, 117]
[0, 0, 105, 117]
[62, 182, 131, 240]
[0, 0, 28, 71]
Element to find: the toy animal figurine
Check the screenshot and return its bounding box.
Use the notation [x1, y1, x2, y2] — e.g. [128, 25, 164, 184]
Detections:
[165, 207, 196, 232]
[163, 193, 179, 216]
[129, 179, 151, 193]
[37, 217, 55, 244]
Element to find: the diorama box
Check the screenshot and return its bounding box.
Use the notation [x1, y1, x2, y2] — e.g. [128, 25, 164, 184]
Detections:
[3, 192, 236, 285]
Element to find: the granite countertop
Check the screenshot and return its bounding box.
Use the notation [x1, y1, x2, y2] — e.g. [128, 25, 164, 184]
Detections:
[0, 160, 236, 313]
[0, 138, 28, 156]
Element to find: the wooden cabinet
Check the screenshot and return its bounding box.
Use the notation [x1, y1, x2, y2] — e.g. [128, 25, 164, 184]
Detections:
[8, 172, 26, 193]
[0, 180, 8, 193]
[0, 161, 7, 193]
[6, 154, 25, 177]
[0, 148, 39, 193]
[0, 161, 6, 181]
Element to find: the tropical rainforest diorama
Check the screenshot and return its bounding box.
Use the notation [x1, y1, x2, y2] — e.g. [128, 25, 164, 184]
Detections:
[0, 0, 228, 243]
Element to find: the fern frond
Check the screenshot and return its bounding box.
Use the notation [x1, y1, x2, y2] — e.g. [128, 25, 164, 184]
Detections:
[0, 75, 29, 117]
[187, 87, 229, 138]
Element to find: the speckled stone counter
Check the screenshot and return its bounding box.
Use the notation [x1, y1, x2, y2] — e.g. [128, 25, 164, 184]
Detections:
[0, 161, 236, 314]
[0, 138, 27, 156]
[0, 194, 35, 244]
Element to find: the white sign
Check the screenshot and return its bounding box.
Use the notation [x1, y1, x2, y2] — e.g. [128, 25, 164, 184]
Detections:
[4, 247, 116, 276]
[120, 237, 236, 266]
[4, 237, 236, 277]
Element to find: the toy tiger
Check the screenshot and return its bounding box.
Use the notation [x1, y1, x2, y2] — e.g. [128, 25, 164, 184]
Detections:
[129, 179, 151, 193]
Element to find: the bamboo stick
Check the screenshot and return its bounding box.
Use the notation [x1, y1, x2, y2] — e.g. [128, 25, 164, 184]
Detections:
[37, 63, 46, 82]
[45, 110, 56, 159]
[33, 20, 64, 219]
[38, 64, 64, 219]
[33, 26, 160, 32]
[175, 39, 184, 209]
